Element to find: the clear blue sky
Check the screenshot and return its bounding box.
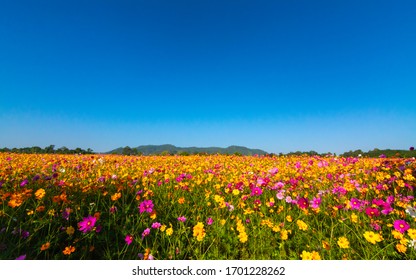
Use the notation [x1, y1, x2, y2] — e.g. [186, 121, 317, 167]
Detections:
[1, 0, 415, 154]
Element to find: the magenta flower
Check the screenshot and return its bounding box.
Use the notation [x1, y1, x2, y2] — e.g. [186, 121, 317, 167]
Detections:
[139, 200, 154, 214]
[251, 186, 263, 196]
[206, 217, 214, 225]
[350, 198, 362, 210]
[109, 206, 118, 214]
[297, 197, 309, 209]
[381, 203, 393, 215]
[177, 216, 187, 222]
[365, 207, 380, 218]
[394, 220, 410, 234]
[370, 223, 381, 231]
[311, 197, 321, 209]
[15, 254, 26, 260]
[20, 179, 28, 187]
[125, 235, 133, 245]
[78, 216, 97, 233]
[141, 228, 150, 239]
[151, 222, 161, 229]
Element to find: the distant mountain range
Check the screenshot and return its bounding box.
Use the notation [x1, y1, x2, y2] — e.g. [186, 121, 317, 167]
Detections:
[106, 144, 268, 155]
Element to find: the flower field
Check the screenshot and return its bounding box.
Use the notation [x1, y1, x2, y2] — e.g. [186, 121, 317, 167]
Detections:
[0, 153, 415, 260]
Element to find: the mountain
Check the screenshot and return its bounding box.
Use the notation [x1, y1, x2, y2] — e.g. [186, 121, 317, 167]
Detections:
[106, 144, 268, 155]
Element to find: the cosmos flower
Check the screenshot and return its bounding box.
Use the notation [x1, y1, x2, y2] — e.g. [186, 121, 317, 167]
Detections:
[365, 207, 380, 218]
[177, 216, 187, 222]
[125, 235, 133, 245]
[78, 216, 97, 233]
[393, 220, 410, 234]
[337, 237, 350, 249]
[139, 200, 154, 214]
[142, 228, 151, 239]
[297, 198, 309, 209]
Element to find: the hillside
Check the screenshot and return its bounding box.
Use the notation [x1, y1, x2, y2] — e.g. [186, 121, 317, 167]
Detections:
[107, 144, 268, 155]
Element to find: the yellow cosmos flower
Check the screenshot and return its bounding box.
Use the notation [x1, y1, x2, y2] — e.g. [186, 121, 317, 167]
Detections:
[300, 250, 321, 260]
[166, 227, 173, 236]
[392, 230, 404, 240]
[407, 228, 416, 240]
[322, 240, 330, 250]
[63, 246, 75, 255]
[337, 237, 350, 249]
[35, 188, 46, 200]
[111, 192, 121, 201]
[41, 242, 50, 251]
[296, 220, 308, 231]
[396, 243, 407, 254]
[363, 231, 383, 244]
[66, 226, 75, 236]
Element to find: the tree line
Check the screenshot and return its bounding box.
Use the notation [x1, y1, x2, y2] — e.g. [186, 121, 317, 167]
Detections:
[0, 145, 94, 154]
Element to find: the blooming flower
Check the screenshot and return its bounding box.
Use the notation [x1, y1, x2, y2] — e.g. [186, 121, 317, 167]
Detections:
[34, 188, 46, 200]
[141, 228, 151, 239]
[16, 254, 26, 260]
[166, 227, 173, 236]
[405, 206, 416, 218]
[177, 216, 187, 222]
[311, 197, 321, 209]
[152, 222, 161, 229]
[300, 250, 321, 260]
[251, 186, 263, 196]
[350, 198, 361, 210]
[78, 216, 97, 233]
[206, 217, 214, 226]
[40, 242, 50, 251]
[337, 237, 350, 249]
[297, 220, 308, 231]
[125, 235, 133, 245]
[66, 226, 75, 236]
[393, 220, 410, 234]
[365, 207, 380, 218]
[139, 200, 154, 214]
[396, 243, 407, 253]
[193, 222, 206, 241]
[297, 197, 309, 209]
[63, 246, 75, 255]
[363, 231, 383, 244]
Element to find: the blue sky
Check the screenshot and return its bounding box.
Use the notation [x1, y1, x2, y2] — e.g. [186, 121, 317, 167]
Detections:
[1, 0, 415, 154]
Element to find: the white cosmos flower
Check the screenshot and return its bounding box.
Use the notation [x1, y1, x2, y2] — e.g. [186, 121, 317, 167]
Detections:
[405, 206, 416, 218]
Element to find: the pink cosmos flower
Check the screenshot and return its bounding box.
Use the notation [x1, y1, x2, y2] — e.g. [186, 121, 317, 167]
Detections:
[20, 179, 29, 187]
[16, 254, 26, 260]
[177, 216, 187, 222]
[311, 197, 321, 209]
[393, 220, 410, 234]
[297, 197, 309, 209]
[125, 235, 133, 245]
[350, 198, 362, 210]
[276, 191, 285, 200]
[206, 217, 214, 225]
[78, 216, 97, 233]
[285, 196, 292, 203]
[269, 167, 279, 175]
[151, 222, 161, 229]
[365, 207, 380, 218]
[251, 187, 263, 196]
[139, 200, 154, 214]
[141, 228, 151, 239]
